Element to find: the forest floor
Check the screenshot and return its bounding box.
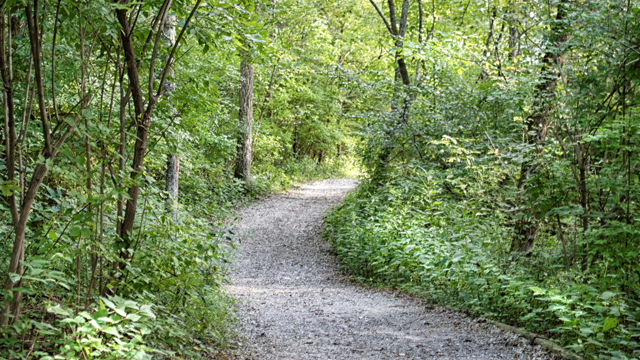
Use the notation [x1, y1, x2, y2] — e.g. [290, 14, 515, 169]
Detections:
[227, 179, 560, 359]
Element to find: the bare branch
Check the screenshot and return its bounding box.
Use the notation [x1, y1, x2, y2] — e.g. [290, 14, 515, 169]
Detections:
[25, 0, 53, 156]
[426, 0, 436, 44]
[418, 0, 423, 43]
[154, 0, 202, 100]
[368, 0, 393, 35]
[141, 0, 172, 58]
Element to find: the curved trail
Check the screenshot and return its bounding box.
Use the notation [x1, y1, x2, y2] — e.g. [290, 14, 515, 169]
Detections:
[229, 179, 558, 359]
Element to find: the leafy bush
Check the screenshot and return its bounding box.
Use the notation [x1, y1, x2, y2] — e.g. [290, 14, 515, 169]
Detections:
[0, 191, 238, 359]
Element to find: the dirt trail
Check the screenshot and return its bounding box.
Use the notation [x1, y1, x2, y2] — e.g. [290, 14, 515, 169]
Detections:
[228, 179, 558, 359]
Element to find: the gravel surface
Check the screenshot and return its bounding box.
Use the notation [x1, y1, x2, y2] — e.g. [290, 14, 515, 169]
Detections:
[228, 179, 560, 359]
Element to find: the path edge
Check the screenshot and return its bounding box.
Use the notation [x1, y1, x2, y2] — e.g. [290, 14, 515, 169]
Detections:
[482, 318, 583, 360]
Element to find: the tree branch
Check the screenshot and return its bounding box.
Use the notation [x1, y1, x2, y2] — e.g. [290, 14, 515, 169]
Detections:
[387, 0, 398, 35]
[398, 0, 409, 37]
[148, 0, 172, 101]
[368, 0, 393, 35]
[25, 0, 53, 156]
[154, 0, 202, 101]
[0, 4, 18, 227]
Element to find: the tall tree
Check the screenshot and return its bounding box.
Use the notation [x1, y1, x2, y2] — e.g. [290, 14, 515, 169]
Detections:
[163, 14, 179, 222]
[115, 0, 201, 269]
[511, 0, 569, 253]
[234, 47, 255, 189]
[367, 0, 414, 181]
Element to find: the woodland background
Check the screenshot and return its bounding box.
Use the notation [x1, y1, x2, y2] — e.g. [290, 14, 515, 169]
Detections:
[0, 0, 639, 359]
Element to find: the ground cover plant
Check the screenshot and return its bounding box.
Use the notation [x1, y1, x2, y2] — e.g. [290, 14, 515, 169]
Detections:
[326, 163, 640, 359]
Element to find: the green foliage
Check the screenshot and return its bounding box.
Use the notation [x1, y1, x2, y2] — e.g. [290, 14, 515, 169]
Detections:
[0, 0, 361, 357]
[326, 164, 640, 359]
[326, 0, 640, 359]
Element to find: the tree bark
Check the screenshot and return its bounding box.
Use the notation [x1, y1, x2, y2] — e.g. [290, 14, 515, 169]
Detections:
[117, 6, 152, 250]
[118, 0, 200, 250]
[162, 15, 179, 222]
[234, 51, 254, 189]
[508, 1, 519, 59]
[166, 153, 179, 218]
[1, 94, 93, 326]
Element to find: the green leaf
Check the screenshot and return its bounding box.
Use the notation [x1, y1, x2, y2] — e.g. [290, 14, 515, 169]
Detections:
[101, 297, 116, 310]
[137, 323, 151, 335]
[70, 226, 82, 237]
[80, 228, 92, 238]
[600, 291, 616, 300]
[47, 304, 72, 317]
[8, 272, 21, 284]
[92, 308, 108, 319]
[114, 305, 127, 317]
[139, 305, 155, 319]
[0, 181, 21, 197]
[127, 313, 142, 322]
[81, 109, 96, 119]
[78, 311, 92, 320]
[101, 326, 119, 336]
[131, 350, 153, 360]
[580, 327, 594, 335]
[603, 317, 619, 332]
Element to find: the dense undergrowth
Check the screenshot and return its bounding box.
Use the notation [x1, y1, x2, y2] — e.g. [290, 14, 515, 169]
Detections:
[325, 163, 640, 360]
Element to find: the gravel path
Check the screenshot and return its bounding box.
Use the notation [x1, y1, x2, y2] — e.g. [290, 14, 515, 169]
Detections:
[228, 179, 559, 359]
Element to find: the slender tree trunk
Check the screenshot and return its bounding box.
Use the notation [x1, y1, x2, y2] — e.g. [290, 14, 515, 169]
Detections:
[484, 7, 496, 57]
[508, 1, 519, 59]
[162, 15, 179, 222]
[576, 140, 590, 270]
[117, 0, 203, 261]
[1, 97, 92, 325]
[234, 50, 254, 189]
[166, 153, 179, 218]
[368, 0, 412, 183]
[117, 6, 153, 251]
[511, 1, 568, 253]
[1, 0, 93, 326]
[117, 75, 128, 238]
[292, 119, 299, 157]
